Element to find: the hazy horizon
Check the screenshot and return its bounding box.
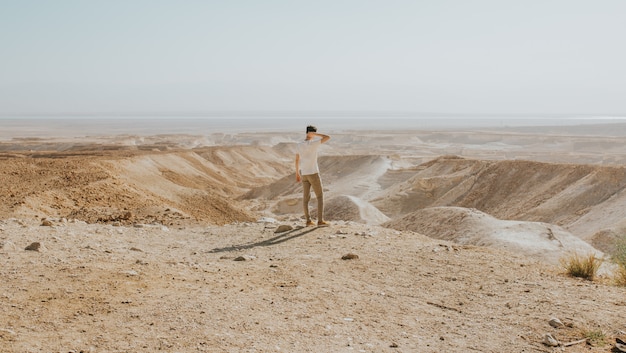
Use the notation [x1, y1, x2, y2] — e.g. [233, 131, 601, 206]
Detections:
[4, 116, 626, 141]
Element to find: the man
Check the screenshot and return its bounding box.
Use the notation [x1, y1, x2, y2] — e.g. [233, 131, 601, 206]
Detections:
[295, 125, 330, 227]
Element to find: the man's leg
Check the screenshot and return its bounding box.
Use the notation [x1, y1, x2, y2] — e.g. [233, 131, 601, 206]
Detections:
[309, 173, 326, 224]
[302, 177, 312, 223]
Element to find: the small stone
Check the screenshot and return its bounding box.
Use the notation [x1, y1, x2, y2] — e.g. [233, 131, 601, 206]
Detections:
[41, 220, 53, 227]
[130, 247, 143, 252]
[275, 225, 293, 233]
[549, 317, 564, 328]
[25, 242, 41, 251]
[341, 253, 359, 260]
[543, 333, 560, 347]
[234, 256, 246, 261]
[0, 328, 16, 336]
[390, 342, 399, 348]
[616, 337, 626, 352]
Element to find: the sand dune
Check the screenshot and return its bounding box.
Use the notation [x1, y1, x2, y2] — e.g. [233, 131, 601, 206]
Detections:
[383, 206, 603, 266]
[315, 195, 390, 225]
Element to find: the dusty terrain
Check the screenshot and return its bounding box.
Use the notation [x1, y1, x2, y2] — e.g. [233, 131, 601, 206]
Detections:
[1, 121, 626, 352]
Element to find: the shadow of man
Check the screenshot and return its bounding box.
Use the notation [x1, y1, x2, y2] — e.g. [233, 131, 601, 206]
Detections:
[208, 226, 320, 253]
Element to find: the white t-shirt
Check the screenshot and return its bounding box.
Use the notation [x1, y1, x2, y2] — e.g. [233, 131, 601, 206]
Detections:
[296, 138, 322, 175]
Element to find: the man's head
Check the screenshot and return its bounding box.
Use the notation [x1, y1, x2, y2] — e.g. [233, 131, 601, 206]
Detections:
[306, 125, 317, 133]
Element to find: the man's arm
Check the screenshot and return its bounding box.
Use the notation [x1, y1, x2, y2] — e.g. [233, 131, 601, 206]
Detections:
[295, 153, 301, 182]
[315, 133, 330, 144]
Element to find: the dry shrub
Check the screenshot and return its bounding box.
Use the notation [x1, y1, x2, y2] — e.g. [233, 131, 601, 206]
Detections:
[560, 253, 602, 281]
[583, 329, 607, 347]
[614, 236, 626, 266]
[616, 265, 626, 286]
[614, 236, 626, 286]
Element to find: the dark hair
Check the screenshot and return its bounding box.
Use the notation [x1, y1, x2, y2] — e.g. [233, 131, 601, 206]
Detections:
[306, 125, 317, 133]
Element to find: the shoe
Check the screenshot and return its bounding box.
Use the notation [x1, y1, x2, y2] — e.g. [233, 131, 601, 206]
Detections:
[305, 220, 315, 227]
[317, 221, 330, 227]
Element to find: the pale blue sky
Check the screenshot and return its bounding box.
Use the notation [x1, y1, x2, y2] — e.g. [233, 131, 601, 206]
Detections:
[1, 0, 625, 116]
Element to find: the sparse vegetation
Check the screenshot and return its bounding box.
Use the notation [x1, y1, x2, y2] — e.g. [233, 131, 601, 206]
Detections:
[613, 236, 626, 266]
[561, 253, 602, 281]
[583, 329, 607, 347]
[616, 266, 626, 286]
[613, 236, 626, 286]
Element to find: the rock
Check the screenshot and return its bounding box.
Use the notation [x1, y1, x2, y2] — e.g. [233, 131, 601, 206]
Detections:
[25, 242, 41, 251]
[234, 256, 246, 261]
[341, 253, 359, 260]
[275, 225, 293, 233]
[549, 317, 564, 328]
[130, 247, 143, 252]
[616, 337, 626, 352]
[41, 219, 53, 227]
[543, 333, 560, 347]
[0, 328, 16, 337]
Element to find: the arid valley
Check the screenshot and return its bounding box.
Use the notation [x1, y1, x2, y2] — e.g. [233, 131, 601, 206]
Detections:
[2, 119, 626, 352]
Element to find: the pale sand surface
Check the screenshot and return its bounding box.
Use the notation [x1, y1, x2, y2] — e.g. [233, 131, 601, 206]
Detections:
[1, 120, 626, 352]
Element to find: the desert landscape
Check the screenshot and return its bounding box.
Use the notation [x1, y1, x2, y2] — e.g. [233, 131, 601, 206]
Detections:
[1, 119, 626, 352]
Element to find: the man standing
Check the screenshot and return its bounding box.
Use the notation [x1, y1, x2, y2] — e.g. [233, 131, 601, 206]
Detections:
[295, 125, 330, 227]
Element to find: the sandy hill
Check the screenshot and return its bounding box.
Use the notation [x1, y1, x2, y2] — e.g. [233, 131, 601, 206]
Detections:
[3, 143, 626, 260]
[0, 146, 291, 226]
[371, 155, 626, 229]
[383, 206, 603, 266]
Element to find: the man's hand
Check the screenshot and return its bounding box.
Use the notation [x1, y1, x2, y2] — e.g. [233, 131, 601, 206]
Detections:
[313, 132, 330, 144]
[295, 154, 301, 182]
